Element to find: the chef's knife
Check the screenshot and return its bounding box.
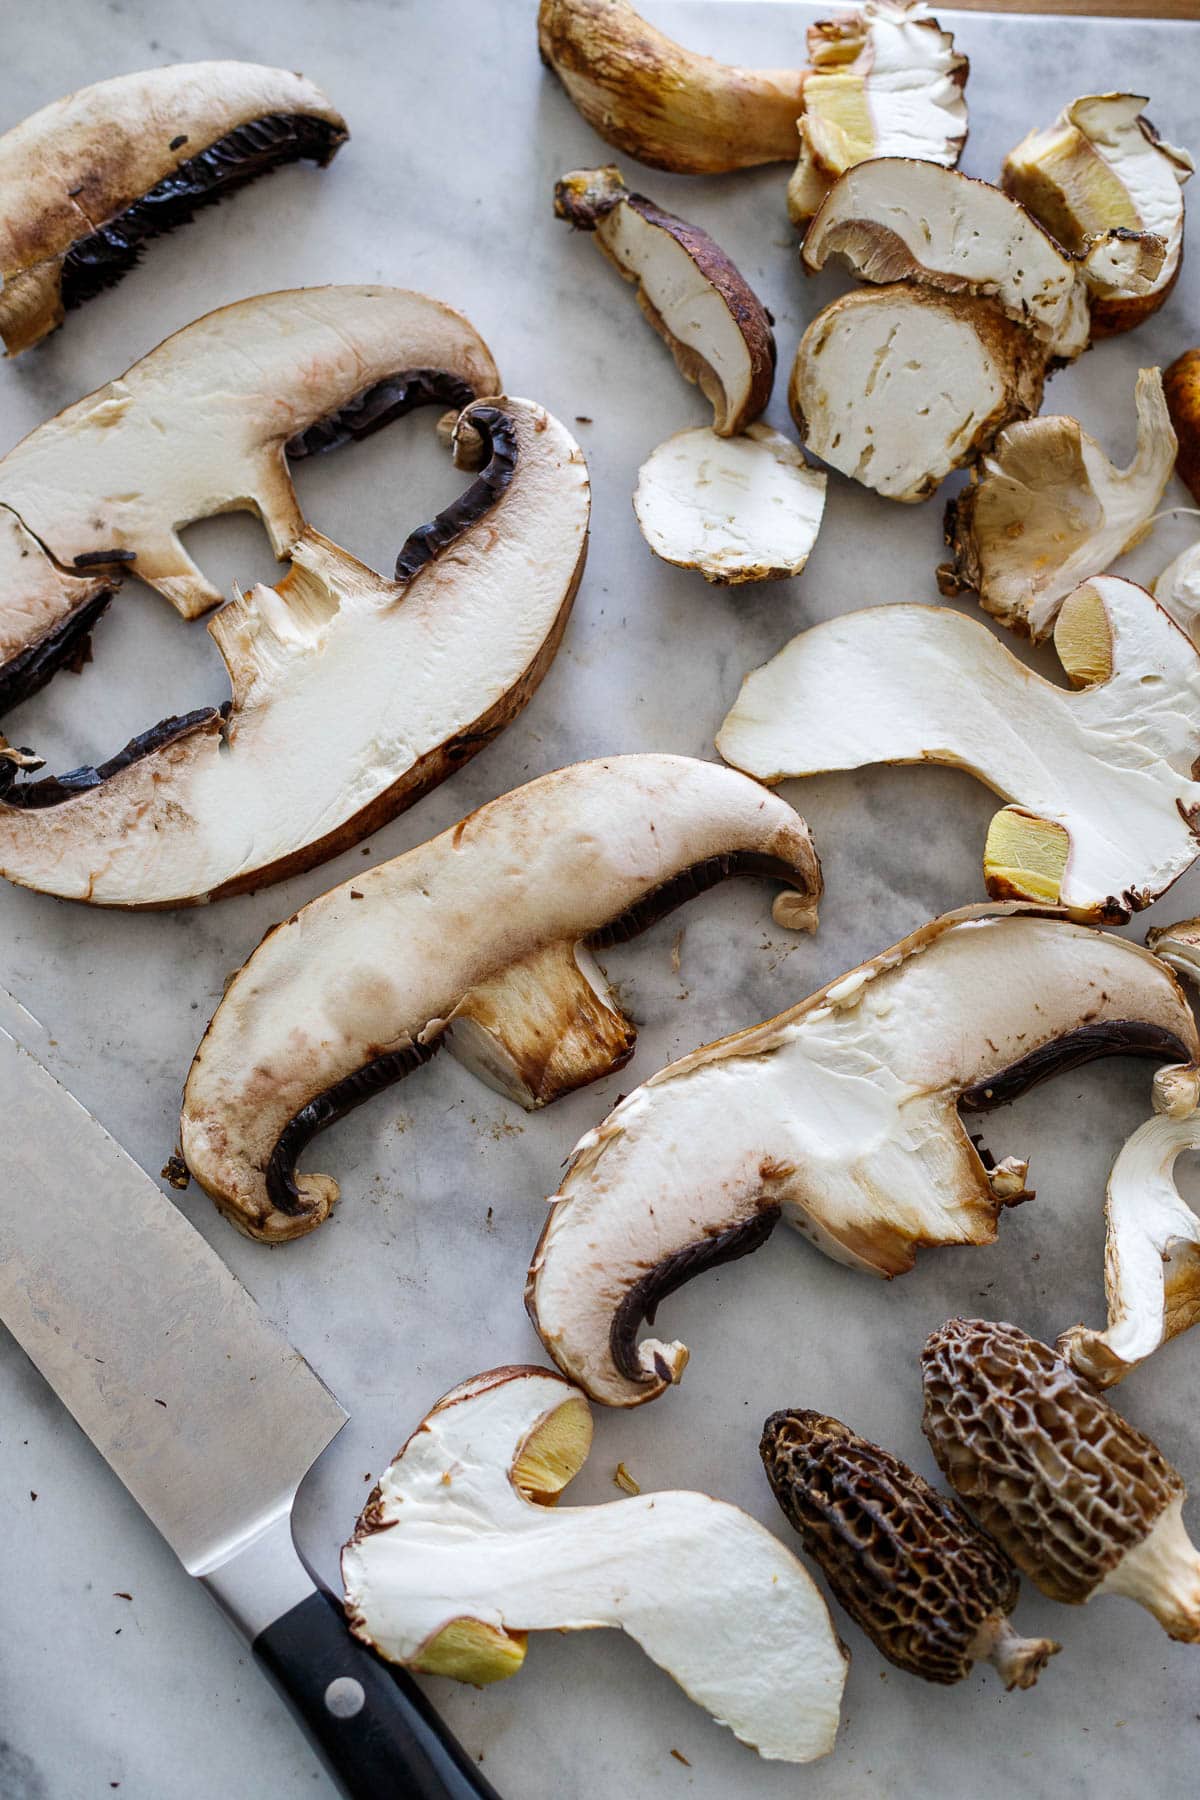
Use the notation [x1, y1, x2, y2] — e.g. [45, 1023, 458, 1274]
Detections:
[0, 993, 499, 1800]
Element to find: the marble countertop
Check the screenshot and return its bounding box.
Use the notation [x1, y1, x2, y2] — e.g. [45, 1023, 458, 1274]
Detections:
[2, 2, 1200, 1797]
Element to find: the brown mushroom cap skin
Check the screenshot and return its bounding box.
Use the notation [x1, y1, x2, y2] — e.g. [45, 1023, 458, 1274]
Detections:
[760, 1410, 1059, 1689]
[1164, 348, 1200, 505]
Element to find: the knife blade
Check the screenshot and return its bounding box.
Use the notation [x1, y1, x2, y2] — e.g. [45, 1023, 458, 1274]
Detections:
[0, 991, 499, 1800]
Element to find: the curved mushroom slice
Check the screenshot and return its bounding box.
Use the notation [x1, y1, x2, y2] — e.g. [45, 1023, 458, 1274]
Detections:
[527, 905, 1197, 1407]
[342, 1365, 848, 1762]
[0, 63, 347, 355]
[0, 396, 589, 908]
[802, 160, 1090, 361]
[554, 166, 775, 435]
[0, 508, 115, 718]
[179, 755, 822, 1242]
[1003, 94, 1193, 336]
[717, 576, 1200, 921]
[633, 425, 826, 583]
[938, 367, 1177, 637]
[789, 284, 1045, 502]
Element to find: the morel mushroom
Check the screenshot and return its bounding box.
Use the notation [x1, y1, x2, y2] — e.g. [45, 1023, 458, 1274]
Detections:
[554, 166, 774, 436]
[1164, 348, 1200, 505]
[760, 1410, 1060, 1688]
[180, 755, 822, 1242]
[0, 62, 348, 354]
[717, 574, 1200, 921]
[342, 1365, 848, 1762]
[922, 1318, 1200, 1642]
[527, 904, 1197, 1407]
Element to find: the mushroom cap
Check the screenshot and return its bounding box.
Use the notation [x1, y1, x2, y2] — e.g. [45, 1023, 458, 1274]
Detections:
[1164, 347, 1200, 507]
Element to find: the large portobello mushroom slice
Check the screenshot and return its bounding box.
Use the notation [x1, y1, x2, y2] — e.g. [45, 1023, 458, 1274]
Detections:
[0, 62, 347, 354]
[180, 755, 823, 1242]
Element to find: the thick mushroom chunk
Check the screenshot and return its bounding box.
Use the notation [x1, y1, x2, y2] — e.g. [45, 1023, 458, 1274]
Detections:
[180, 755, 822, 1242]
[923, 1318, 1200, 1642]
[939, 368, 1178, 637]
[342, 1366, 848, 1760]
[717, 576, 1200, 921]
[1004, 94, 1193, 336]
[633, 425, 826, 583]
[760, 1410, 1059, 1689]
[527, 905, 1197, 1407]
[0, 63, 347, 355]
[789, 284, 1045, 502]
[555, 166, 775, 436]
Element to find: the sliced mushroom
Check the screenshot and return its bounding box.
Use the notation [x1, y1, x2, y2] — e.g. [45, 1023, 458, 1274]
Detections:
[633, 425, 826, 583]
[1164, 347, 1200, 505]
[717, 575, 1200, 921]
[180, 755, 822, 1242]
[342, 1365, 848, 1761]
[1003, 94, 1193, 336]
[527, 904, 1197, 1407]
[1155, 540, 1200, 645]
[923, 1318, 1200, 1642]
[0, 63, 347, 355]
[938, 367, 1177, 637]
[554, 166, 775, 435]
[789, 284, 1045, 502]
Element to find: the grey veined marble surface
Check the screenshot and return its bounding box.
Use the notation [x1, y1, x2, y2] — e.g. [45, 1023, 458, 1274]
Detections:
[2, 2, 1200, 1796]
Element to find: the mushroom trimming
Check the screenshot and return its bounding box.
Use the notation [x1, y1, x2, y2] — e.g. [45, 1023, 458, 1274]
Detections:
[0, 62, 348, 354]
[923, 1318, 1200, 1642]
[526, 905, 1198, 1407]
[180, 755, 823, 1242]
[341, 1365, 848, 1762]
[716, 574, 1200, 921]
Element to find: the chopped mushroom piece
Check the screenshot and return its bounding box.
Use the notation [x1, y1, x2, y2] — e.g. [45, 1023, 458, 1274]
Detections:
[923, 1318, 1200, 1642]
[180, 755, 822, 1242]
[633, 425, 826, 583]
[1164, 347, 1200, 505]
[0, 63, 348, 354]
[526, 905, 1197, 1407]
[760, 1410, 1060, 1689]
[1004, 94, 1193, 336]
[716, 575, 1200, 921]
[939, 367, 1178, 637]
[342, 1365, 848, 1762]
[1155, 541, 1200, 645]
[554, 165, 775, 435]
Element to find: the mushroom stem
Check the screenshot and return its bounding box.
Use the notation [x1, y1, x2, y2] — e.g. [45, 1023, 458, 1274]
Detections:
[973, 1615, 1061, 1691]
[1096, 1497, 1200, 1641]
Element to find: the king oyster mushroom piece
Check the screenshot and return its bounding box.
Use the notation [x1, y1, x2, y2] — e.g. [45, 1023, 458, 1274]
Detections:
[633, 425, 827, 584]
[0, 62, 348, 354]
[554, 166, 775, 436]
[180, 755, 823, 1243]
[342, 1365, 848, 1762]
[1004, 93, 1193, 336]
[1164, 347, 1200, 506]
[939, 367, 1178, 636]
[717, 575, 1200, 922]
[526, 905, 1198, 1407]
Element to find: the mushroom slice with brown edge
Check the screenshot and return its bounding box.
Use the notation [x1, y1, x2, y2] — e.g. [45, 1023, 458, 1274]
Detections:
[633, 425, 826, 584]
[554, 166, 775, 436]
[1003, 94, 1193, 337]
[526, 904, 1197, 1408]
[922, 1318, 1200, 1642]
[0, 63, 347, 355]
[342, 1365, 848, 1762]
[939, 367, 1178, 637]
[180, 755, 822, 1242]
[759, 1410, 1060, 1689]
[789, 285, 1045, 503]
[717, 575, 1200, 922]
[1165, 347, 1200, 506]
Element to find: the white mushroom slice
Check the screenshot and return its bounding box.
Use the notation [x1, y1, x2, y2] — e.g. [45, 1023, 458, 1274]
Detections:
[717, 576, 1200, 921]
[179, 755, 822, 1241]
[527, 905, 1197, 1407]
[789, 284, 1045, 502]
[1155, 542, 1200, 646]
[341, 1365, 848, 1762]
[939, 367, 1178, 637]
[633, 425, 826, 583]
[555, 166, 775, 436]
[0, 397, 589, 909]
[0, 63, 348, 354]
[1004, 93, 1193, 336]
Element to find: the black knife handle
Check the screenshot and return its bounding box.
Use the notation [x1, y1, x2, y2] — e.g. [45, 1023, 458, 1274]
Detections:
[254, 1589, 502, 1800]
